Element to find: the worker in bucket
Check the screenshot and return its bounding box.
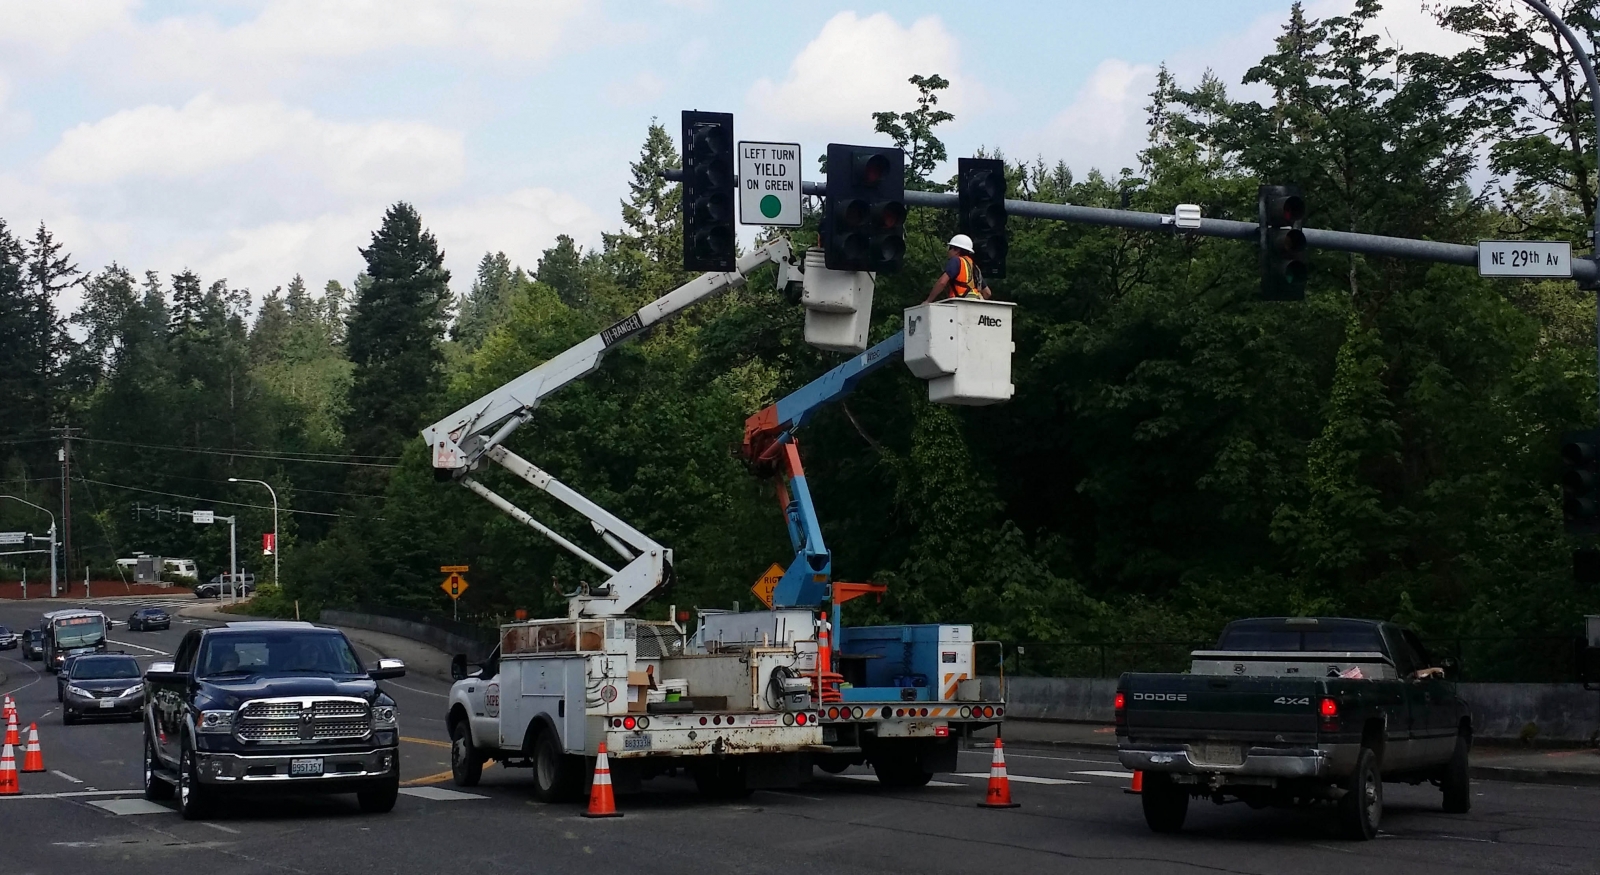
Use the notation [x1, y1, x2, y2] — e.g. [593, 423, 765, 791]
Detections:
[923, 234, 991, 303]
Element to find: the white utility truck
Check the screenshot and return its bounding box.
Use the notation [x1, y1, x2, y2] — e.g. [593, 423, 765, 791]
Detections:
[431, 242, 835, 799]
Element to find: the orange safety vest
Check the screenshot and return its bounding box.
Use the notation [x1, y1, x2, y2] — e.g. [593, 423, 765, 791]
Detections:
[949, 255, 983, 299]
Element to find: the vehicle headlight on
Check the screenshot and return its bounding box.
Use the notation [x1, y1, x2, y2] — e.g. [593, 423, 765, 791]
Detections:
[118, 685, 142, 698]
[371, 704, 397, 729]
[66, 685, 91, 698]
[197, 710, 236, 733]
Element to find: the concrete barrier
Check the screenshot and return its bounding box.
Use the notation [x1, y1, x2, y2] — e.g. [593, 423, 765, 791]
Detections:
[983, 676, 1600, 743]
[320, 609, 495, 663]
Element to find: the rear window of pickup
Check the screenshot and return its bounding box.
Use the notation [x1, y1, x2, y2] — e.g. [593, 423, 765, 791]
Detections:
[1217, 620, 1384, 653]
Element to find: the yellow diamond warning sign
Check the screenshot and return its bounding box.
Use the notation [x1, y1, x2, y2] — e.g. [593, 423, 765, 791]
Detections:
[440, 572, 469, 600]
[750, 562, 784, 610]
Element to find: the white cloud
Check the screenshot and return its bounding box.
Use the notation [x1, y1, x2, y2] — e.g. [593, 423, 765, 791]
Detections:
[427, 187, 607, 274]
[0, 0, 137, 53]
[42, 95, 465, 200]
[1026, 59, 1159, 178]
[745, 12, 976, 139]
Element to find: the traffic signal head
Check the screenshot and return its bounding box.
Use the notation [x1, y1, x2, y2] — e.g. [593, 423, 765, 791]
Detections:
[1563, 429, 1600, 535]
[681, 110, 735, 272]
[958, 157, 1008, 278]
[824, 144, 905, 273]
[1258, 184, 1308, 301]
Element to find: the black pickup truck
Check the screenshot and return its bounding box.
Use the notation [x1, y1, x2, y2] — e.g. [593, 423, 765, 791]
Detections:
[1117, 617, 1470, 840]
[142, 621, 407, 819]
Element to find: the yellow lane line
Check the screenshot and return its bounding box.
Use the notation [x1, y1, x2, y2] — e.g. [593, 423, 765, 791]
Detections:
[402, 760, 494, 787]
[401, 736, 451, 749]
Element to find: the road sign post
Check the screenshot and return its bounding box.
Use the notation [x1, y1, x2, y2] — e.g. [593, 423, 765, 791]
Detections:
[738, 141, 802, 227]
[440, 572, 469, 620]
[750, 562, 784, 610]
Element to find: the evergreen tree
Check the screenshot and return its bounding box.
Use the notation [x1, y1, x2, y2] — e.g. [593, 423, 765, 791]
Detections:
[536, 234, 587, 309]
[453, 251, 520, 350]
[344, 203, 452, 479]
[251, 287, 290, 363]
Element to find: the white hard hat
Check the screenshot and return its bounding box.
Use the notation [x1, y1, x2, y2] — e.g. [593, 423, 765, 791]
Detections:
[947, 234, 974, 252]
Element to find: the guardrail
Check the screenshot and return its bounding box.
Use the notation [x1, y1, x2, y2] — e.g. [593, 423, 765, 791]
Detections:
[321, 604, 497, 663]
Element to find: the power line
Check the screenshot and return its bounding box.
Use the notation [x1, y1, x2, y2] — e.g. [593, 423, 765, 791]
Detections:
[80, 478, 384, 521]
[105, 469, 387, 502]
[76, 437, 401, 468]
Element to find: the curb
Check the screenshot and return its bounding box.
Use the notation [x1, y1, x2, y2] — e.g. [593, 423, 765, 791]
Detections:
[1470, 763, 1600, 788]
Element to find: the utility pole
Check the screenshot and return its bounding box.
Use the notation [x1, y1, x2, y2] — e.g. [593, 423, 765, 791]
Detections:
[54, 426, 78, 585]
[1520, 0, 1600, 421]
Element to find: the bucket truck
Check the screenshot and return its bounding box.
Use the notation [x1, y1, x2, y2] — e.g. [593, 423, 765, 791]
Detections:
[430, 241, 839, 800]
[737, 298, 1013, 787]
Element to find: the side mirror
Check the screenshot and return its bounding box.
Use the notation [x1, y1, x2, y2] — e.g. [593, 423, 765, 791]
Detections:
[1439, 656, 1460, 680]
[145, 662, 187, 684]
[369, 657, 407, 680]
[450, 653, 468, 682]
[148, 661, 176, 674]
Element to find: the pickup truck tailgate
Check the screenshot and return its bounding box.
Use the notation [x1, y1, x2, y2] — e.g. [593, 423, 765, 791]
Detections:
[1120, 673, 1321, 744]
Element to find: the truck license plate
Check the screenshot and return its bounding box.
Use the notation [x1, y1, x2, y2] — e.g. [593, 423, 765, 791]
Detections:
[622, 734, 652, 751]
[290, 758, 324, 777]
[1194, 744, 1243, 766]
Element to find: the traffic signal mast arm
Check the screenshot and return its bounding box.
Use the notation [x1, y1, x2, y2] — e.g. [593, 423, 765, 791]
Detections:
[740, 331, 907, 607]
[421, 239, 801, 617]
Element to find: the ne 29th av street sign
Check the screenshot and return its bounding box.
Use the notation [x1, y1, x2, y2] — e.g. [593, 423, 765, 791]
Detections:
[1478, 240, 1573, 278]
[738, 141, 801, 227]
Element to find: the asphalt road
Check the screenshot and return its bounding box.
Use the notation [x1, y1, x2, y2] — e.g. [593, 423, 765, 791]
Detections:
[3, 598, 1599, 875]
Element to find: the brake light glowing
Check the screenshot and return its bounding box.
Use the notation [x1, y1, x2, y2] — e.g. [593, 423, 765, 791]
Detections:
[1114, 692, 1126, 711]
[795, 712, 808, 725]
[623, 716, 636, 730]
[1319, 698, 1338, 717]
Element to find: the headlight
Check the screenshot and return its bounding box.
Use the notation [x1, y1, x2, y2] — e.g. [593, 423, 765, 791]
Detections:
[197, 710, 236, 733]
[371, 705, 397, 729]
[66, 685, 91, 698]
[118, 685, 142, 698]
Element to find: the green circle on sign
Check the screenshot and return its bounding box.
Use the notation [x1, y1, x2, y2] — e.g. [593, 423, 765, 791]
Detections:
[760, 194, 782, 219]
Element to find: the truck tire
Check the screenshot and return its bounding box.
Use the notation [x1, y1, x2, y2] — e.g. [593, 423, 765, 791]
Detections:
[177, 743, 215, 821]
[358, 775, 400, 813]
[1140, 773, 1188, 833]
[142, 730, 174, 801]
[1440, 731, 1471, 814]
[692, 759, 752, 799]
[531, 730, 579, 803]
[451, 722, 483, 787]
[872, 754, 934, 788]
[1338, 747, 1382, 840]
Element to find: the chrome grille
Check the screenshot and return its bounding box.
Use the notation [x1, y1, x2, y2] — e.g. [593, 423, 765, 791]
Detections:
[236, 697, 371, 744]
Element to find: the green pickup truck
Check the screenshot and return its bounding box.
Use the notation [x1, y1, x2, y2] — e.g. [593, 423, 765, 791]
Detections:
[1116, 617, 1471, 840]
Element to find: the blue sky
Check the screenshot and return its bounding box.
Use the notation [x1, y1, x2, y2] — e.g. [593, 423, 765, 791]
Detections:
[0, 1, 1467, 310]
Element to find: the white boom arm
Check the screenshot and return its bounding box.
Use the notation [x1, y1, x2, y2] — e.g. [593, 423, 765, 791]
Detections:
[421, 239, 799, 617]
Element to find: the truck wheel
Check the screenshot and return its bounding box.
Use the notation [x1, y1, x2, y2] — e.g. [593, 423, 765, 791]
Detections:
[358, 775, 400, 813]
[142, 730, 174, 801]
[1440, 731, 1471, 814]
[1338, 747, 1382, 840]
[693, 760, 752, 799]
[531, 730, 578, 803]
[816, 756, 851, 775]
[177, 744, 214, 821]
[1140, 773, 1189, 833]
[872, 755, 933, 788]
[451, 722, 483, 787]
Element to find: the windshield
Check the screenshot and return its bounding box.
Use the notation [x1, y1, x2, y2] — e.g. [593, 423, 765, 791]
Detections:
[71, 658, 140, 680]
[197, 631, 363, 678]
[53, 615, 106, 648]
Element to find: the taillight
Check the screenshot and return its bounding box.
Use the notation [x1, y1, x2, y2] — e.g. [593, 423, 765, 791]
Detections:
[827, 707, 839, 719]
[1319, 697, 1340, 732]
[1319, 698, 1338, 717]
[982, 706, 994, 718]
[1114, 692, 1126, 711]
[795, 712, 808, 725]
[623, 716, 636, 730]
[1115, 691, 1126, 726]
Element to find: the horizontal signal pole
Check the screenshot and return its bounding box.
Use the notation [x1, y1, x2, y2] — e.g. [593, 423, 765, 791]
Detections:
[664, 168, 1598, 284]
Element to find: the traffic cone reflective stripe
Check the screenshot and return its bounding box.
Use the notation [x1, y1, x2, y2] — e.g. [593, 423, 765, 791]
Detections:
[21, 724, 43, 773]
[976, 737, 1020, 809]
[3, 710, 17, 747]
[581, 741, 622, 818]
[0, 742, 18, 795]
[1125, 769, 1143, 795]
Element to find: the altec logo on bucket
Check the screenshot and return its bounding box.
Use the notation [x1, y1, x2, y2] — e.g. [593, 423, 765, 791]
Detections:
[978, 314, 1003, 327]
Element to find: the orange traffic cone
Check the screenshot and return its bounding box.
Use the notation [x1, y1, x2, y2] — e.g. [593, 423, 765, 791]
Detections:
[976, 736, 1021, 809]
[3, 710, 17, 748]
[0, 742, 18, 795]
[581, 741, 622, 818]
[1124, 769, 1143, 795]
[21, 724, 43, 773]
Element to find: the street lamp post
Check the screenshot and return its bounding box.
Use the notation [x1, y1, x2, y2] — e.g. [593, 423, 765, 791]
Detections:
[1520, 0, 1600, 417]
[229, 478, 278, 589]
[0, 494, 57, 597]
